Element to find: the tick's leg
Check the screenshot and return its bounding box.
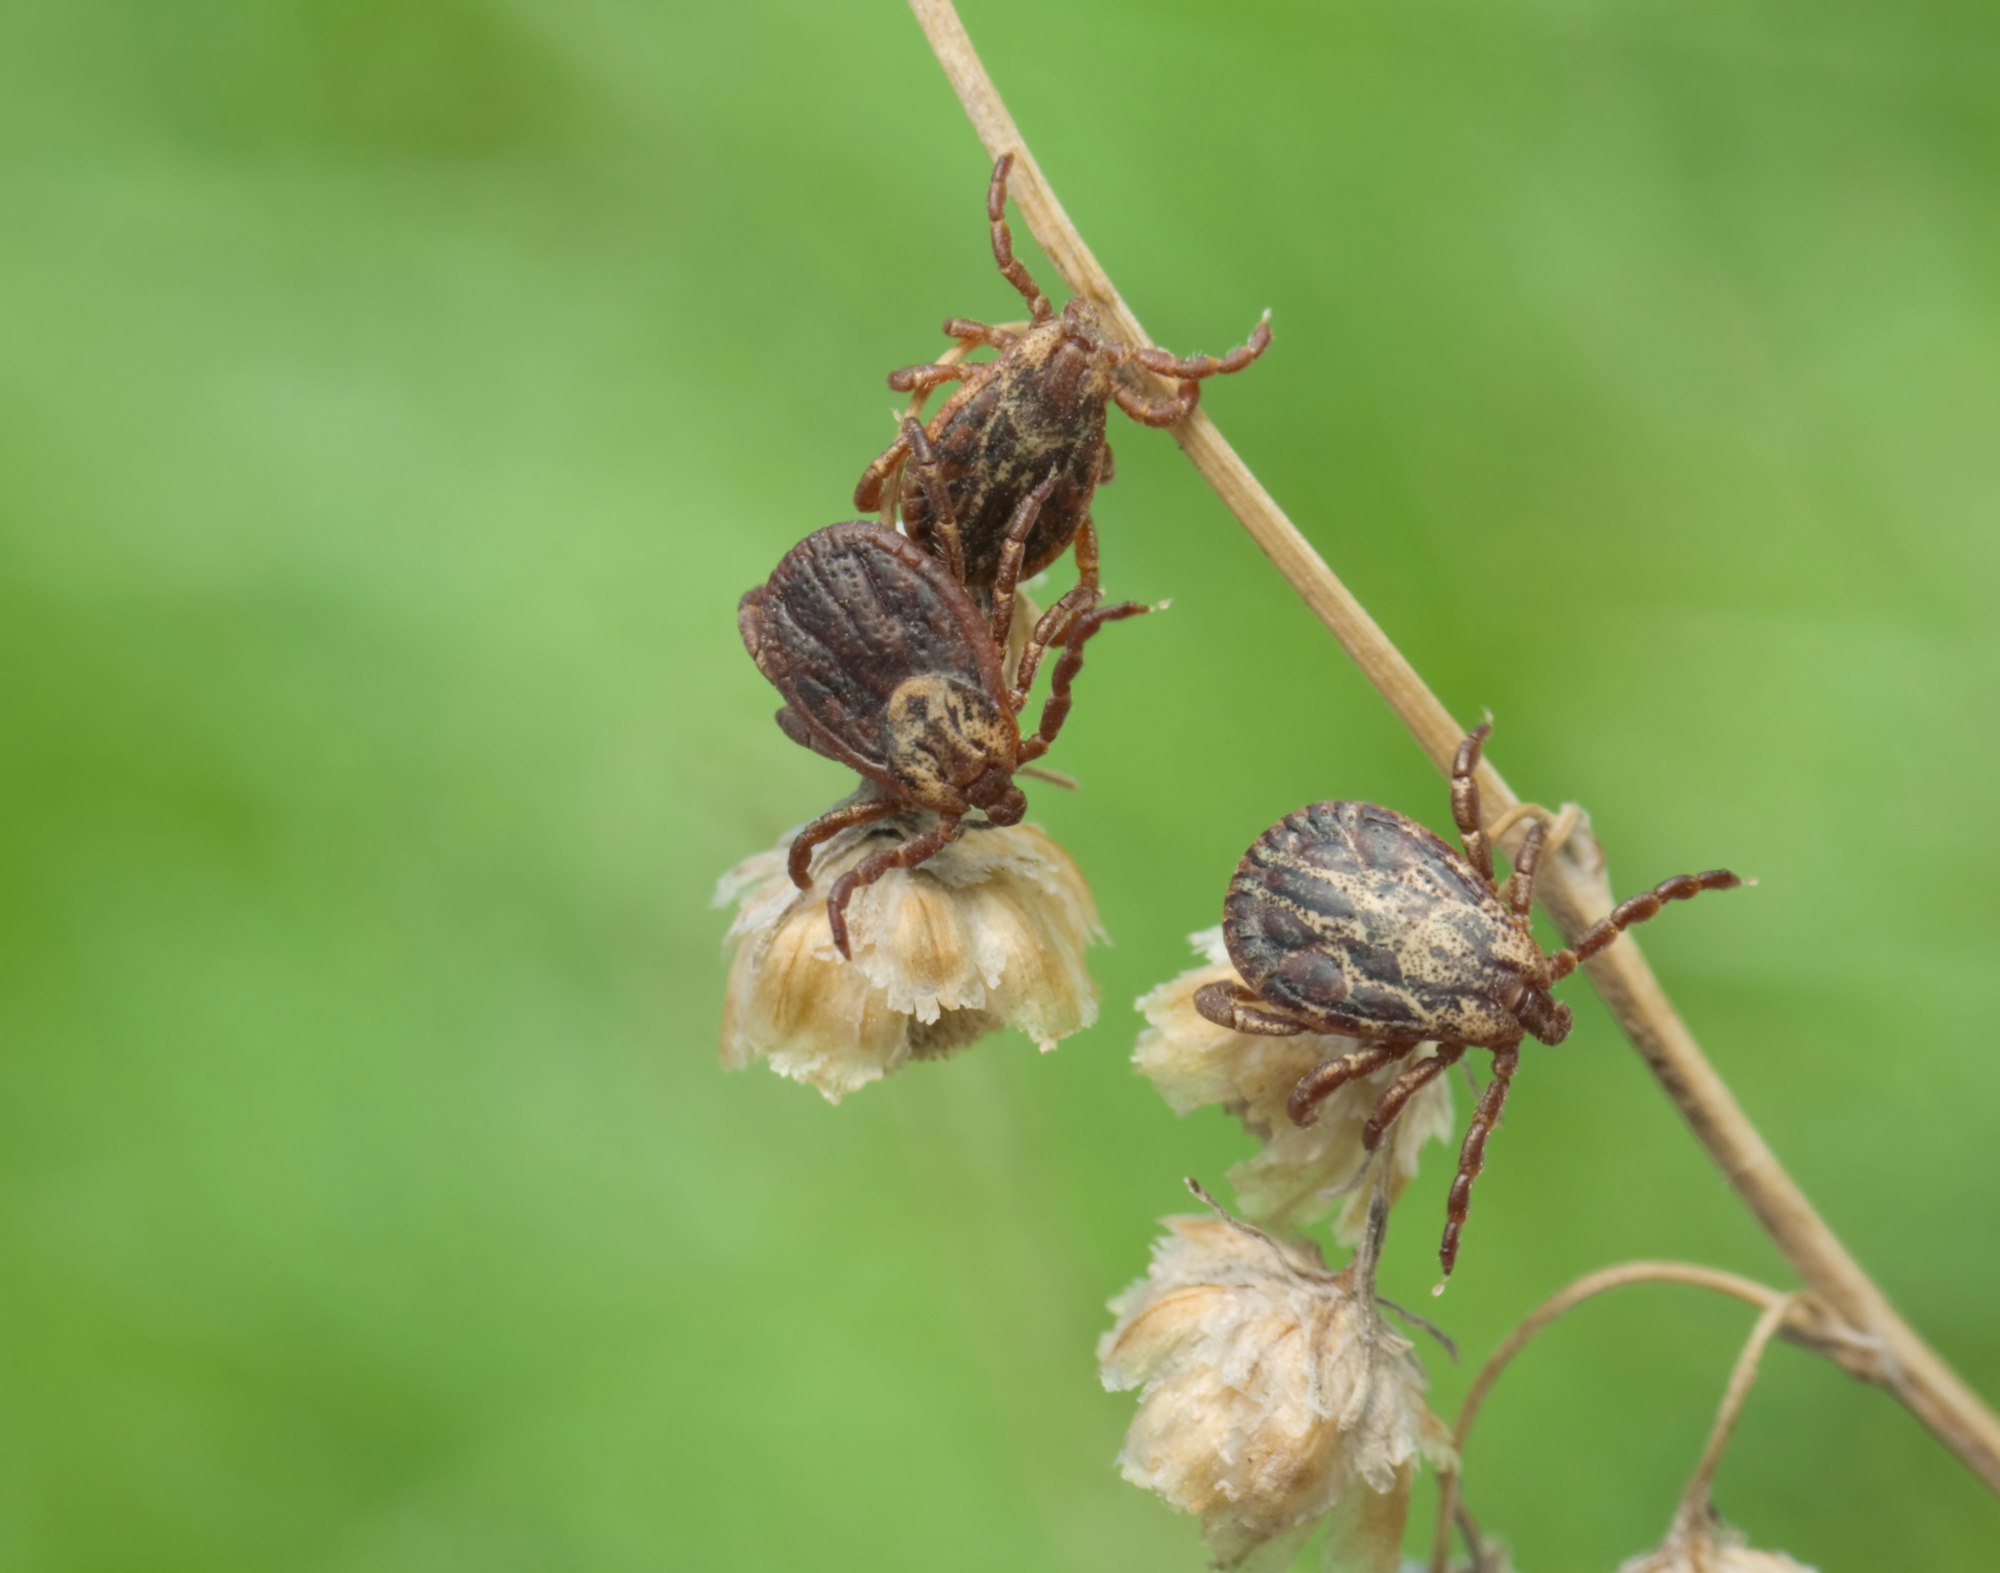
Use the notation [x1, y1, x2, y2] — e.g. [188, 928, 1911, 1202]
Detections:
[826, 815, 964, 959]
[1362, 1042, 1467, 1149]
[990, 470, 1058, 649]
[1441, 1044, 1519, 1278]
[1286, 1040, 1420, 1128]
[1193, 979, 1312, 1036]
[1452, 719, 1496, 887]
[1128, 310, 1273, 381]
[1112, 376, 1199, 428]
[887, 362, 974, 397]
[1546, 868, 1746, 982]
[1097, 442, 1115, 487]
[787, 795, 903, 890]
[855, 431, 912, 513]
[988, 153, 1054, 322]
[1505, 819, 1547, 919]
[1015, 516, 1103, 697]
[941, 317, 1018, 350]
[1017, 599, 1150, 758]
[899, 418, 965, 582]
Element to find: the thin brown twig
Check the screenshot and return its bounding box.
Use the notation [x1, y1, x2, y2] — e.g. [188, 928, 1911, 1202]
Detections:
[1426, 1263, 1861, 1572]
[907, 0, 2000, 1494]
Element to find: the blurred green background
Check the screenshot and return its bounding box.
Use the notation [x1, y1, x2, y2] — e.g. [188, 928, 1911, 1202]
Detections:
[3, 0, 1997, 1568]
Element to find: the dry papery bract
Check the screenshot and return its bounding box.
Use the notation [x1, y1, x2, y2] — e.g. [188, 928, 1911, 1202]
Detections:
[716, 813, 1100, 1101]
[1099, 1211, 1454, 1572]
[1619, 1516, 1816, 1573]
[1136, 929, 1454, 1241]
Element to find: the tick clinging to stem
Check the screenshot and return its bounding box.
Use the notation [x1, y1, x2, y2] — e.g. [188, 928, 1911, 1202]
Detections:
[1193, 722, 1747, 1279]
[739, 469, 1149, 958]
[856, 151, 1270, 639]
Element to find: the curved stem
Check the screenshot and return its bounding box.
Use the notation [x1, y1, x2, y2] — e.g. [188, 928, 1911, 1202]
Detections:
[1429, 1266, 1839, 1573]
[908, 0, 2000, 1495]
[1676, 1294, 1797, 1530]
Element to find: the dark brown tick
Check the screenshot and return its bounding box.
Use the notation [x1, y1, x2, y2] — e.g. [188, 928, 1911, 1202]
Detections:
[739, 477, 1148, 958]
[855, 151, 1270, 640]
[1194, 722, 1746, 1280]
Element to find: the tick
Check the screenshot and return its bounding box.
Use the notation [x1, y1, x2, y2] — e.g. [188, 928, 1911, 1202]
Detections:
[739, 480, 1147, 958]
[1193, 722, 1745, 1278]
[854, 152, 1270, 638]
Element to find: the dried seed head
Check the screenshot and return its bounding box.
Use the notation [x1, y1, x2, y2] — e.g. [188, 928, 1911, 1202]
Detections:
[1134, 930, 1454, 1240]
[1098, 1207, 1454, 1570]
[1619, 1517, 1817, 1573]
[716, 813, 1101, 1101]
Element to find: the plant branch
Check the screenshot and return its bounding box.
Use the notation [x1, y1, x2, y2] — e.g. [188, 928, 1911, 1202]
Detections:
[907, 0, 2000, 1494]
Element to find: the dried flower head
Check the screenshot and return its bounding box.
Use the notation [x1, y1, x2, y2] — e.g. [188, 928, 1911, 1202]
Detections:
[1098, 1195, 1454, 1571]
[1135, 930, 1454, 1240]
[1619, 1516, 1816, 1573]
[716, 812, 1101, 1101]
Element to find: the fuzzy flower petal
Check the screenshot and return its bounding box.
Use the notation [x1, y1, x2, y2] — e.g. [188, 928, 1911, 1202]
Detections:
[717, 814, 1101, 1101]
[1135, 930, 1455, 1240]
[1098, 1211, 1454, 1570]
[1620, 1518, 1817, 1573]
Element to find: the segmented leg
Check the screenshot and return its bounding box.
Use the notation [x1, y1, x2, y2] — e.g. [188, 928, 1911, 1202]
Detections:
[1127, 310, 1273, 381]
[1192, 979, 1312, 1037]
[1017, 599, 1150, 759]
[787, 795, 903, 890]
[826, 816, 964, 959]
[1112, 376, 1199, 428]
[899, 418, 965, 582]
[854, 431, 912, 513]
[887, 362, 973, 396]
[940, 317, 1017, 349]
[1441, 1044, 1519, 1278]
[1286, 1040, 1420, 1128]
[1505, 818, 1546, 919]
[1546, 869, 1745, 982]
[989, 470, 1059, 649]
[1362, 1042, 1467, 1149]
[1013, 516, 1103, 697]
[987, 153, 1053, 322]
[1452, 720, 1495, 886]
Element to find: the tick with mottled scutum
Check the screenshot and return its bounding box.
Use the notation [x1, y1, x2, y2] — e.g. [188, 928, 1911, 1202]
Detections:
[739, 487, 1148, 958]
[855, 151, 1269, 640]
[1193, 722, 1746, 1279]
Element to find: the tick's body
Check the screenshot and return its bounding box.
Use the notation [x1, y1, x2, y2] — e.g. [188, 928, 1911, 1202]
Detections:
[1196, 724, 1742, 1277]
[856, 153, 1269, 634]
[741, 498, 1145, 957]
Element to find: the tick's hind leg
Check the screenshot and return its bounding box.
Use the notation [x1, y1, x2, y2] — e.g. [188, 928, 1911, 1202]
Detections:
[826, 815, 964, 959]
[1193, 978, 1311, 1037]
[1361, 1042, 1467, 1149]
[899, 418, 965, 581]
[1451, 719, 1496, 886]
[1014, 516, 1104, 697]
[1286, 1039, 1420, 1128]
[787, 794, 904, 890]
[987, 153, 1054, 322]
[1127, 310, 1273, 382]
[887, 362, 974, 397]
[1441, 1043, 1519, 1278]
[1546, 868, 1747, 982]
[1016, 598, 1150, 759]
[855, 430, 913, 513]
[989, 470, 1060, 649]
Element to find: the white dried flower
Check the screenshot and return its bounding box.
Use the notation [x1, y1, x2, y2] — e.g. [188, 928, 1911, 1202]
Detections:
[1098, 1201, 1455, 1571]
[716, 813, 1101, 1101]
[1619, 1517, 1816, 1573]
[1135, 929, 1454, 1241]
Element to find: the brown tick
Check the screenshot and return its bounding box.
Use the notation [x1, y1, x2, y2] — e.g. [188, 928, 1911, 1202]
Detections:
[1193, 722, 1745, 1278]
[739, 476, 1148, 958]
[854, 152, 1270, 640]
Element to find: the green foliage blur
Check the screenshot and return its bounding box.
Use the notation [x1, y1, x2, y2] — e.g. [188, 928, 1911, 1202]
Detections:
[4, 1, 1997, 1568]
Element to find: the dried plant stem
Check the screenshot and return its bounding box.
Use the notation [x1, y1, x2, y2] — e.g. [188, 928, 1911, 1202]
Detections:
[907, 0, 2000, 1493]
[1676, 1294, 1798, 1529]
[1428, 1264, 1852, 1572]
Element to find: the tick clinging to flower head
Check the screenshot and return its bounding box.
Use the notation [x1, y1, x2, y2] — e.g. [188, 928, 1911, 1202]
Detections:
[739, 478, 1148, 959]
[856, 152, 1269, 635]
[1193, 722, 1745, 1278]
